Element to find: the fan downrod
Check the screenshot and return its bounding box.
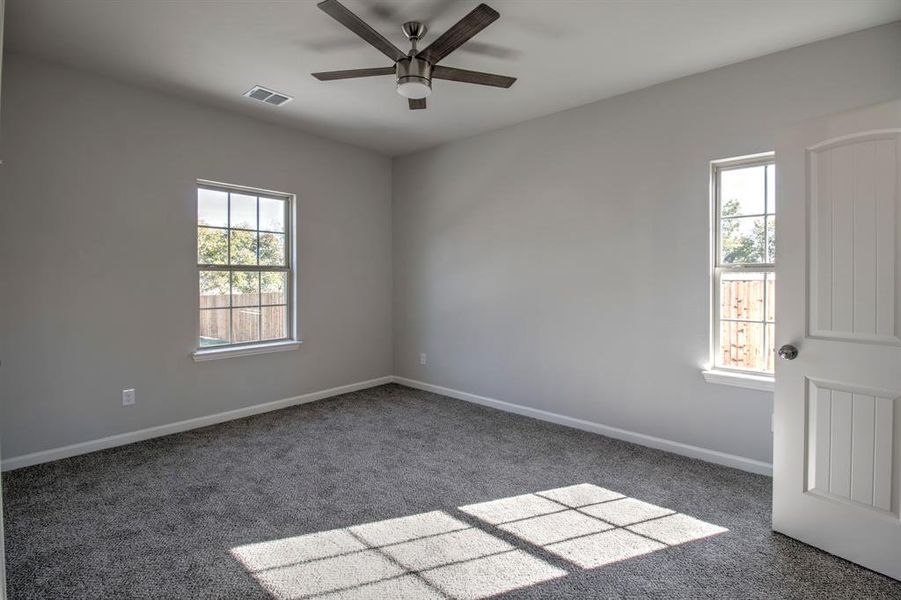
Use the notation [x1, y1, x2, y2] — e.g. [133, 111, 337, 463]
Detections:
[402, 21, 427, 54]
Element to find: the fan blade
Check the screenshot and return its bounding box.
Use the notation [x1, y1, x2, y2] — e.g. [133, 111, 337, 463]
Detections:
[312, 66, 395, 81]
[432, 65, 515, 88]
[317, 0, 406, 62]
[409, 98, 427, 110]
[416, 3, 499, 65]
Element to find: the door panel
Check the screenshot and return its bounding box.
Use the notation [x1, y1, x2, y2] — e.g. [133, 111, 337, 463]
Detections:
[773, 99, 901, 580]
[806, 379, 897, 514]
[809, 132, 901, 344]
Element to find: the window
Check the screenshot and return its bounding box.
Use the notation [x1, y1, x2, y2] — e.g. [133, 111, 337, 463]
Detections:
[711, 154, 775, 375]
[196, 182, 293, 351]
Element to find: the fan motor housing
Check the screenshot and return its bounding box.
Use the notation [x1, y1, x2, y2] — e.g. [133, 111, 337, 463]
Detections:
[396, 57, 432, 85]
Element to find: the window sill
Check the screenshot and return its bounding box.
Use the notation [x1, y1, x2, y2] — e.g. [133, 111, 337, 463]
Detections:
[702, 369, 774, 392]
[192, 340, 301, 362]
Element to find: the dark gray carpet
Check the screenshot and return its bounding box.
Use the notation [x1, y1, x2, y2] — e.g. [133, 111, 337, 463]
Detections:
[3, 383, 900, 599]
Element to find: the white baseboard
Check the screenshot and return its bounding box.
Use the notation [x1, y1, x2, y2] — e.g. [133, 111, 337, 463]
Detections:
[2, 374, 772, 477]
[393, 376, 773, 476]
[0, 376, 393, 472]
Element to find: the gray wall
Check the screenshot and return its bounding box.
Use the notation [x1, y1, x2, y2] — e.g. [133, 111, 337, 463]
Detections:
[0, 54, 393, 459]
[393, 22, 901, 464]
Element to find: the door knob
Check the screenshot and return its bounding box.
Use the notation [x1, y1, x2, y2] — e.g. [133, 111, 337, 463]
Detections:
[778, 344, 798, 360]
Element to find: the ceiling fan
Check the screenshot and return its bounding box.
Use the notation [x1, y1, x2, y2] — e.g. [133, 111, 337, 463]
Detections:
[312, 0, 517, 110]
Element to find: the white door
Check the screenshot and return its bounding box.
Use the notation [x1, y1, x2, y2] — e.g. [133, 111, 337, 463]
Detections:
[773, 99, 901, 580]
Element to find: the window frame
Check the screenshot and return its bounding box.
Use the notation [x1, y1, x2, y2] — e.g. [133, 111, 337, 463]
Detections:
[709, 152, 776, 379]
[194, 179, 297, 357]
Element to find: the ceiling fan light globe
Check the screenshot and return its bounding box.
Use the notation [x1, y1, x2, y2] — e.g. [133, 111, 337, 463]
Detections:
[396, 78, 432, 100]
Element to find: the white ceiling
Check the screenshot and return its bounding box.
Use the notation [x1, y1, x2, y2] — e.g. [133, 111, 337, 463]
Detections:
[6, 0, 901, 156]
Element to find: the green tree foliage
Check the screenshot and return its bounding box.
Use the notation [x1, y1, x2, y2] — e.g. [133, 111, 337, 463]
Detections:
[198, 227, 285, 267]
[259, 232, 285, 266]
[198, 226, 287, 307]
[198, 227, 228, 264]
[231, 230, 257, 265]
[720, 198, 774, 264]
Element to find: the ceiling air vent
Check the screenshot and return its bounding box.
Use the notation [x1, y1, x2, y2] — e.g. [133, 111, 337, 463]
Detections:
[243, 85, 293, 107]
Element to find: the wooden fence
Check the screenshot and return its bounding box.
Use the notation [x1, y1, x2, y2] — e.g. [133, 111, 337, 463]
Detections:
[200, 292, 287, 344]
[719, 277, 775, 372]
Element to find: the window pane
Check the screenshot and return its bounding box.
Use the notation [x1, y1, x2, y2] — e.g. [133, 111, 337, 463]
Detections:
[262, 305, 288, 341]
[765, 323, 775, 373]
[197, 184, 292, 351]
[198, 188, 228, 227]
[720, 165, 765, 217]
[198, 227, 228, 264]
[719, 321, 765, 371]
[231, 271, 259, 307]
[232, 307, 260, 343]
[766, 216, 775, 263]
[199, 271, 230, 309]
[261, 271, 287, 305]
[766, 164, 776, 212]
[720, 216, 766, 264]
[766, 272, 775, 322]
[259, 198, 285, 233]
[720, 272, 765, 321]
[259, 232, 286, 266]
[230, 230, 258, 265]
[230, 193, 257, 229]
[200, 309, 231, 346]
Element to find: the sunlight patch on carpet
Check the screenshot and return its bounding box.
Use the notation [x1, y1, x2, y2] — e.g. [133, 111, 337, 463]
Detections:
[231, 483, 727, 599]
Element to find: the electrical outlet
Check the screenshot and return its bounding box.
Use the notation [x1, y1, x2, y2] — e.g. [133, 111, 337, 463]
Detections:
[122, 388, 136, 407]
[419, 352, 427, 365]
